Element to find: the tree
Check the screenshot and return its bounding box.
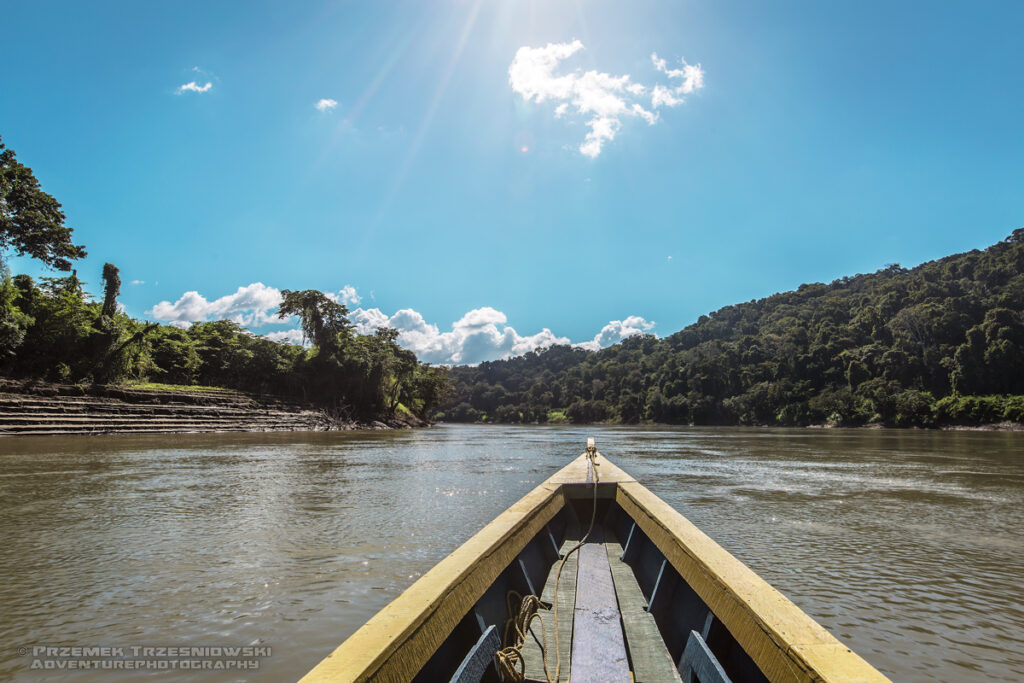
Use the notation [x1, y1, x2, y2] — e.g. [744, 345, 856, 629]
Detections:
[372, 327, 418, 411]
[410, 365, 449, 417]
[0, 267, 32, 358]
[100, 263, 120, 319]
[91, 262, 129, 382]
[189, 320, 254, 387]
[148, 326, 201, 384]
[0, 136, 86, 270]
[277, 289, 351, 351]
[14, 273, 94, 380]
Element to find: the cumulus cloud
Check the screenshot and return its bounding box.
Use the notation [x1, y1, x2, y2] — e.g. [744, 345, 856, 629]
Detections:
[508, 41, 704, 157]
[343, 306, 655, 364]
[150, 283, 369, 329]
[148, 282, 656, 363]
[264, 328, 306, 345]
[574, 316, 656, 352]
[322, 285, 361, 307]
[315, 98, 338, 112]
[337, 285, 360, 305]
[341, 306, 567, 365]
[349, 307, 390, 335]
[177, 81, 212, 94]
[149, 283, 286, 327]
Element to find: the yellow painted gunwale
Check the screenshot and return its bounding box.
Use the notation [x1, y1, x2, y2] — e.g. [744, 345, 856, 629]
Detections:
[298, 459, 579, 683]
[299, 453, 891, 683]
[602, 456, 889, 683]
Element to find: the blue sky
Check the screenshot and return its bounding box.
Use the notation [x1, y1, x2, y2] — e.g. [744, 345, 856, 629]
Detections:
[2, 0, 1023, 363]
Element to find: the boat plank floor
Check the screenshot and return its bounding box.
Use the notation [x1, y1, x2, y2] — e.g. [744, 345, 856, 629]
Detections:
[604, 533, 684, 683]
[522, 518, 581, 682]
[571, 529, 631, 682]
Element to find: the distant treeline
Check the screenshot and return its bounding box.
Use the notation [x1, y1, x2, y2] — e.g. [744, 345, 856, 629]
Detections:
[0, 134, 446, 420]
[438, 230, 1024, 427]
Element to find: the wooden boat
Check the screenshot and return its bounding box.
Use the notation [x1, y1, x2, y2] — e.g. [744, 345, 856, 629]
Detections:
[300, 440, 890, 683]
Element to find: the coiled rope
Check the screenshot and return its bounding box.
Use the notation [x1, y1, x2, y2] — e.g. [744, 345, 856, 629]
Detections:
[496, 443, 601, 682]
[495, 591, 549, 681]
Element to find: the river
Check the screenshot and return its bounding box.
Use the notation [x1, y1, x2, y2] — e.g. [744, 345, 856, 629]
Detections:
[1, 425, 1022, 681]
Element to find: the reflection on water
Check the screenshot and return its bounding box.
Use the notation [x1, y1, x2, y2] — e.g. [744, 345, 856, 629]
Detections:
[1, 425, 1022, 681]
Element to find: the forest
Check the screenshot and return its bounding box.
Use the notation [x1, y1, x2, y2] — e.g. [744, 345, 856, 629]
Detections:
[0, 135, 446, 420]
[438, 230, 1024, 427]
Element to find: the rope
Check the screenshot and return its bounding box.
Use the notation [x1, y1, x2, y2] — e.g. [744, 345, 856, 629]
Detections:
[495, 592, 549, 681]
[496, 447, 600, 682]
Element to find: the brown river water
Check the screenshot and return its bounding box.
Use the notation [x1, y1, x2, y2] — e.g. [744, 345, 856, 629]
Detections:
[0, 425, 1022, 682]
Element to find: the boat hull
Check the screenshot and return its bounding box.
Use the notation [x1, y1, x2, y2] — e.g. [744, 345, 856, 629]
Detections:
[299, 452, 889, 683]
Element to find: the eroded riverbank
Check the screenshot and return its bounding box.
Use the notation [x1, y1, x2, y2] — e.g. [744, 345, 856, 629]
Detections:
[0, 380, 424, 437]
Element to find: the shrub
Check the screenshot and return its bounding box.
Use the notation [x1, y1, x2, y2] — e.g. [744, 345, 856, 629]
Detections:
[893, 389, 935, 426]
[934, 395, 1021, 424]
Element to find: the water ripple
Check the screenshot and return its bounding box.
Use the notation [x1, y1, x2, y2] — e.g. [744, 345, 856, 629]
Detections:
[0, 425, 1022, 681]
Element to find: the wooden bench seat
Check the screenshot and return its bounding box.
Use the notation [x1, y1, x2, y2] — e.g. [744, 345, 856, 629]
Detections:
[571, 528, 631, 681]
[604, 531, 684, 683]
[523, 521, 683, 683]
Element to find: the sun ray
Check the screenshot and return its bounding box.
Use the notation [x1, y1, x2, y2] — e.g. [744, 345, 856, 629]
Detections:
[355, 0, 485, 258]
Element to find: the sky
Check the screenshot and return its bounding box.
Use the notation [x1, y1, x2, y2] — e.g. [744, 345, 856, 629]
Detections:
[2, 0, 1023, 364]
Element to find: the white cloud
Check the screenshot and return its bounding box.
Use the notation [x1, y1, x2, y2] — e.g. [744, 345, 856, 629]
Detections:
[315, 98, 338, 112]
[342, 306, 568, 365]
[574, 316, 656, 352]
[151, 283, 368, 330]
[457, 306, 507, 327]
[374, 308, 656, 363]
[177, 81, 212, 94]
[509, 41, 703, 157]
[350, 307, 391, 335]
[130, 280, 145, 285]
[651, 84, 682, 109]
[148, 282, 657, 363]
[323, 285, 361, 307]
[264, 328, 306, 345]
[651, 53, 704, 95]
[338, 285, 360, 305]
[149, 283, 286, 327]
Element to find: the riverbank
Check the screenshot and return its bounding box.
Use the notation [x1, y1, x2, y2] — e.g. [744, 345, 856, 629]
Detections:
[0, 379, 426, 437]
[437, 418, 1024, 431]
[938, 422, 1024, 431]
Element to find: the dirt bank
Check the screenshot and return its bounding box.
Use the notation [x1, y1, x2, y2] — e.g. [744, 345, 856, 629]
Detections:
[0, 379, 426, 437]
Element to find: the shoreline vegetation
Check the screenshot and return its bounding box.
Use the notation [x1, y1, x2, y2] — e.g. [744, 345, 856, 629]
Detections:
[436, 417, 1024, 432]
[0, 268, 446, 432]
[3, 134, 1023, 436]
[435, 230, 1024, 431]
[0, 135, 445, 431]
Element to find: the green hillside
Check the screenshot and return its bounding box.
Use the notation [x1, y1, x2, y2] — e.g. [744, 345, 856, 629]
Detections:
[438, 230, 1024, 427]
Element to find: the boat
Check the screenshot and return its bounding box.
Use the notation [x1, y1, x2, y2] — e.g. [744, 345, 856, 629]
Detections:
[300, 439, 890, 682]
